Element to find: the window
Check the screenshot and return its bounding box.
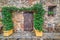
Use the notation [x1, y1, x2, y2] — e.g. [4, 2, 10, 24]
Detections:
[48, 6, 56, 16]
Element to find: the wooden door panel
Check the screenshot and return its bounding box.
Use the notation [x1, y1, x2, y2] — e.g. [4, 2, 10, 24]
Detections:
[23, 12, 33, 31]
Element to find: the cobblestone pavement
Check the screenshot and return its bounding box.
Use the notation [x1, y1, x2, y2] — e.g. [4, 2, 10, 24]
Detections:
[0, 31, 60, 40]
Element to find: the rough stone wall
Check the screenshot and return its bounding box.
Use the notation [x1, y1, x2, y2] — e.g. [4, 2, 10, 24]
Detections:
[43, 0, 60, 33]
[0, 0, 40, 7]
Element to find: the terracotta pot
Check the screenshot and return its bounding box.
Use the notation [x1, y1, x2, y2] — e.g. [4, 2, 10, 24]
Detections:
[3, 29, 13, 36]
[35, 30, 43, 37]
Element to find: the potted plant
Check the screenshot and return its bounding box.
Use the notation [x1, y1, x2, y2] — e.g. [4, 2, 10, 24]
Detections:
[2, 7, 13, 36]
[34, 15, 44, 36]
[48, 11, 54, 16]
[33, 3, 45, 36]
[34, 17, 44, 36]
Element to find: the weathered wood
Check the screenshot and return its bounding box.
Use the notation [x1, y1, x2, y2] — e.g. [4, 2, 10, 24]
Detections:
[23, 12, 33, 31]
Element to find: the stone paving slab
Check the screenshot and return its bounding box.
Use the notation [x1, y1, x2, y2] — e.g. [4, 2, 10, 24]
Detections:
[0, 32, 60, 39]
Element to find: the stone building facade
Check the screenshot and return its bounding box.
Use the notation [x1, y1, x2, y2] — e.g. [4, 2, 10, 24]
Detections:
[0, 0, 60, 40]
[0, 0, 60, 33]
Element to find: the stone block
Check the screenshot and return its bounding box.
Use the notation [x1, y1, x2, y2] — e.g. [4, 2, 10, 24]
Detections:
[55, 27, 60, 32]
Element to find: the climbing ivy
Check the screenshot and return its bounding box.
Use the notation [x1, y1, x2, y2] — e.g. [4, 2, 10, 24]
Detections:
[2, 7, 13, 31]
[33, 3, 45, 31]
[2, 3, 45, 31]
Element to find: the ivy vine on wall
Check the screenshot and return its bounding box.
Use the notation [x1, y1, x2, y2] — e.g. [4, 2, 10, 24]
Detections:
[2, 3, 45, 31]
[33, 3, 45, 31]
